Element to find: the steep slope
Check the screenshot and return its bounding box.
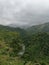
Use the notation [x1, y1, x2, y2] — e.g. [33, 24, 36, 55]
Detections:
[27, 22, 49, 34]
[0, 25, 27, 37]
[0, 24, 49, 65]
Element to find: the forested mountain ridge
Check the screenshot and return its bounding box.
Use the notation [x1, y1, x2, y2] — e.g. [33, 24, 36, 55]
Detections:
[0, 22, 49, 33]
[0, 23, 49, 65]
[26, 22, 49, 34]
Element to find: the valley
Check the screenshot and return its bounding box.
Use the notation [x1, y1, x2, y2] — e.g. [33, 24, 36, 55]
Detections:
[0, 22, 49, 65]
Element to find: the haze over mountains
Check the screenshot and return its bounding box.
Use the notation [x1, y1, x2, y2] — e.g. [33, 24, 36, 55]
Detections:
[0, 0, 49, 27]
[0, 22, 49, 33]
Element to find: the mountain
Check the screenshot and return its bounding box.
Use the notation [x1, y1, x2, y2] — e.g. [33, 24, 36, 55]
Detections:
[0, 24, 26, 32]
[0, 23, 49, 65]
[0, 22, 49, 37]
[26, 22, 49, 34]
[0, 25, 27, 40]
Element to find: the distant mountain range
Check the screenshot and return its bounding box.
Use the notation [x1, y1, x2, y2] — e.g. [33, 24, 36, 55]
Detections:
[0, 22, 49, 34]
[26, 22, 49, 34]
[0, 22, 49, 65]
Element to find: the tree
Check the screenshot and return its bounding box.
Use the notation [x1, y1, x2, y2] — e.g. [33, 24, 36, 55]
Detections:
[9, 34, 23, 57]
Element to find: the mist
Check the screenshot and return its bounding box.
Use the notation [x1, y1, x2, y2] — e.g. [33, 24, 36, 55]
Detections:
[0, 0, 49, 26]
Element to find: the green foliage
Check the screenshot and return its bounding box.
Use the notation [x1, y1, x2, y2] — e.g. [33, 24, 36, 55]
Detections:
[26, 22, 49, 34]
[0, 25, 49, 65]
[21, 32, 49, 65]
[9, 38, 23, 57]
[40, 62, 46, 65]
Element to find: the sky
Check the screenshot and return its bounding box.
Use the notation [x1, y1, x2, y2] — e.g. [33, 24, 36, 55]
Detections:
[0, 0, 49, 26]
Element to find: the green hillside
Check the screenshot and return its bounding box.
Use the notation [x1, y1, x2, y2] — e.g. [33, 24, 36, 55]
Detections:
[27, 22, 49, 34]
[0, 23, 49, 65]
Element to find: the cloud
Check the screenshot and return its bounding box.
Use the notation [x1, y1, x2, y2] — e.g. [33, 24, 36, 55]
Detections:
[0, 0, 49, 26]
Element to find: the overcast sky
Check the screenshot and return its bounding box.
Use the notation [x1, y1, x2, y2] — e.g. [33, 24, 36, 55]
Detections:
[0, 0, 49, 26]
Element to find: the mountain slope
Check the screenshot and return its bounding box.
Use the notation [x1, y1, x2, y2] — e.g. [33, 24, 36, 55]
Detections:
[26, 22, 49, 34]
[0, 24, 49, 65]
[0, 25, 27, 37]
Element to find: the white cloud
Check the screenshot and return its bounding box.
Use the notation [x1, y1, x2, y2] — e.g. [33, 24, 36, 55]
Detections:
[0, 0, 49, 26]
